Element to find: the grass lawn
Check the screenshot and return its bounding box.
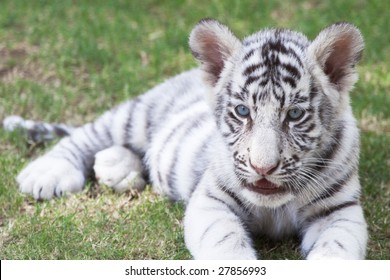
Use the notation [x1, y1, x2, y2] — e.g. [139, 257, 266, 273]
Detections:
[0, 0, 389, 259]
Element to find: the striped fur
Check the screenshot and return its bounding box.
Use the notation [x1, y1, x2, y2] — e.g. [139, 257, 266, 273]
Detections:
[7, 19, 367, 259]
[3, 115, 74, 143]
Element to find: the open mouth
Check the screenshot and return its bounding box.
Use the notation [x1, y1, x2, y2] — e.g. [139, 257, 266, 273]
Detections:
[245, 179, 287, 195]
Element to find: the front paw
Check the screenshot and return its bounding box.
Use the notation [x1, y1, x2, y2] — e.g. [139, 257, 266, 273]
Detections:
[17, 156, 85, 200]
[305, 240, 361, 260]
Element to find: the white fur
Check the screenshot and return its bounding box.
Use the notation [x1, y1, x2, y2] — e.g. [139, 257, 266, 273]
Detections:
[17, 156, 84, 199]
[94, 146, 146, 192]
[303, 204, 367, 260]
[184, 174, 258, 260]
[3, 115, 25, 131]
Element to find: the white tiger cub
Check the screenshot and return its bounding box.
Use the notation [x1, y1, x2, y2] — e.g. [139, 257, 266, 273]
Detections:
[8, 19, 368, 259]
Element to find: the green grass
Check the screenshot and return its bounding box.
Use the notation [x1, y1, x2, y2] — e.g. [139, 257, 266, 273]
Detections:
[0, 0, 389, 259]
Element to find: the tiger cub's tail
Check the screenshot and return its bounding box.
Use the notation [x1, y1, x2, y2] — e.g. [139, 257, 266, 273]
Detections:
[3, 115, 74, 143]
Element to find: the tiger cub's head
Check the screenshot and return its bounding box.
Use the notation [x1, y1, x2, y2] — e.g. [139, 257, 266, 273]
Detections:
[190, 19, 363, 207]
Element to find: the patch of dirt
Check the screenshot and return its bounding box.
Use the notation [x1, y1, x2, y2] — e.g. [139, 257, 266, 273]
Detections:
[359, 111, 390, 134]
[0, 43, 60, 86]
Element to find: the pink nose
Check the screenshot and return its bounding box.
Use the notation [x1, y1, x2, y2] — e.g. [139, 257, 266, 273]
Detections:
[249, 160, 279, 175]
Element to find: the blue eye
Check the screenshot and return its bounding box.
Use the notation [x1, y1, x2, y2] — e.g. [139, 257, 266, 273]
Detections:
[287, 107, 304, 120]
[235, 105, 250, 117]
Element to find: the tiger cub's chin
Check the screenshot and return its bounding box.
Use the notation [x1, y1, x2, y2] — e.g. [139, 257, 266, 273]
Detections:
[241, 184, 295, 208]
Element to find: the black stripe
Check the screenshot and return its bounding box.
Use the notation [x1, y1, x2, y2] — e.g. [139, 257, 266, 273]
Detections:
[227, 111, 243, 125]
[217, 184, 247, 213]
[260, 78, 282, 93]
[123, 143, 144, 159]
[318, 97, 334, 130]
[234, 165, 251, 175]
[283, 46, 304, 69]
[292, 90, 308, 103]
[305, 201, 358, 225]
[67, 138, 91, 168]
[314, 123, 344, 171]
[279, 91, 285, 109]
[263, 40, 287, 54]
[309, 170, 354, 204]
[281, 63, 301, 79]
[158, 114, 198, 155]
[226, 134, 240, 146]
[243, 49, 256, 61]
[200, 219, 223, 244]
[232, 91, 246, 102]
[102, 121, 114, 144]
[309, 78, 320, 101]
[145, 103, 155, 143]
[60, 150, 82, 170]
[290, 134, 308, 151]
[188, 140, 211, 197]
[145, 85, 185, 143]
[215, 232, 236, 246]
[206, 190, 242, 219]
[243, 63, 262, 76]
[282, 76, 297, 88]
[225, 81, 233, 97]
[270, 86, 281, 101]
[235, 158, 247, 166]
[215, 88, 228, 125]
[224, 113, 239, 133]
[258, 77, 269, 88]
[82, 125, 101, 149]
[244, 76, 260, 88]
[252, 92, 257, 106]
[295, 133, 312, 149]
[334, 240, 346, 250]
[166, 116, 208, 200]
[295, 114, 313, 129]
[157, 113, 208, 198]
[53, 126, 71, 137]
[123, 98, 141, 145]
[297, 123, 316, 133]
[91, 122, 110, 146]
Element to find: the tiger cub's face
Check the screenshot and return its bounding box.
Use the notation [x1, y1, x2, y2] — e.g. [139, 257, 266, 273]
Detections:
[190, 19, 363, 207]
[224, 36, 320, 207]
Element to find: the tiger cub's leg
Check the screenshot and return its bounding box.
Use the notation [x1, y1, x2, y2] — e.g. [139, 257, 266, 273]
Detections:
[94, 146, 146, 192]
[16, 99, 149, 200]
[301, 202, 368, 260]
[183, 173, 257, 260]
[17, 110, 113, 200]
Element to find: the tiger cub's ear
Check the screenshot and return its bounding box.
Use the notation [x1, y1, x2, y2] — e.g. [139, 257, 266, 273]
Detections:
[308, 22, 364, 94]
[189, 19, 241, 86]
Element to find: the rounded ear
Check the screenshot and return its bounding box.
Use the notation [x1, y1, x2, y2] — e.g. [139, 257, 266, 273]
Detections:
[308, 22, 364, 93]
[189, 18, 241, 86]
